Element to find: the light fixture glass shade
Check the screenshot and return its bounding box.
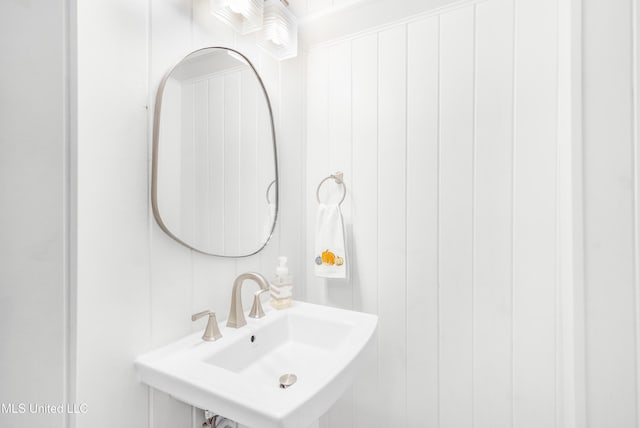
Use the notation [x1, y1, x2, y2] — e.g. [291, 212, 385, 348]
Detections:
[256, 0, 298, 60]
[210, 0, 264, 34]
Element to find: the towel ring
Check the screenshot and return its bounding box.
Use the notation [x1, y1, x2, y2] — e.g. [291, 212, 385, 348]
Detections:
[266, 180, 276, 204]
[316, 172, 346, 206]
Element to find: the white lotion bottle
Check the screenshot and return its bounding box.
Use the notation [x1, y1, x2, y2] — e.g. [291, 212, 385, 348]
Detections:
[270, 256, 293, 309]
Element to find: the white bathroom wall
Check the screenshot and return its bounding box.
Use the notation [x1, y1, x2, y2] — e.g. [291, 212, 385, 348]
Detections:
[303, 0, 563, 427]
[0, 1, 70, 427]
[9, 1, 638, 428]
[581, 0, 640, 426]
[73, 1, 304, 427]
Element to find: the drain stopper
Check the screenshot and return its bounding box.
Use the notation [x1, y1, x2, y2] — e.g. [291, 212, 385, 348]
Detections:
[279, 373, 297, 389]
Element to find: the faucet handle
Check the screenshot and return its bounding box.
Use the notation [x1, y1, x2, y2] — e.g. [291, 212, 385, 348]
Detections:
[249, 289, 269, 319]
[192, 310, 223, 342]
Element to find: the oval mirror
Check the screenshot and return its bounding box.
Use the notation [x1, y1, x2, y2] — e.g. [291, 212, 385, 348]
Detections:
[152, 47, 278, 257]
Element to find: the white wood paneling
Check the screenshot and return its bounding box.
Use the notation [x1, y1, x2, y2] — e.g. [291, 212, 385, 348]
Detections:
[326, 40, 355, 428]
[238, 69, 259, 253]
[73, 0, 302, 427]
[193, 80, 209, 244]
[377, 24, 408, 428]
[180, 83, 197, 242]
[406, 15, 440, 428]
[146, 4, 196, 427]
[304, 0, 563, 426]
[279, 56, 306, 301]
[305, 47, 331, 307]
[75, 0, 152, 427]
[326, 42, 353, 308]
[350, 32, 380, 428]
[254, 52, 282, 278]
[209, 77, 226, 252]
[18, 0, 640, 426]
[438, 7, 475, 428]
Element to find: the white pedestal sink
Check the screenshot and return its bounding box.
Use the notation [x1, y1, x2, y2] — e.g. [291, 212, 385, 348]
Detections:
[135, 301, 378, 428]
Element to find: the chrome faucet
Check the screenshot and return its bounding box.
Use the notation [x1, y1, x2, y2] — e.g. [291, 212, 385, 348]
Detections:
[227, 272, 270, 328]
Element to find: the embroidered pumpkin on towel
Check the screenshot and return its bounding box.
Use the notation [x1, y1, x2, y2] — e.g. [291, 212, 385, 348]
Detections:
[322, 249, 336, 265]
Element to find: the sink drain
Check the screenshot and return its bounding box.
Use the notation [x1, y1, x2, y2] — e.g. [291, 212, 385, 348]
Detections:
[279, 373, 297, 389]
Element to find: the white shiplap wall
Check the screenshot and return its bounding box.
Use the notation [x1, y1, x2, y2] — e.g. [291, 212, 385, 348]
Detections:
[74, 0, 304, 427]
[303, 0, 562, 427]
[68, 0, 640, 427]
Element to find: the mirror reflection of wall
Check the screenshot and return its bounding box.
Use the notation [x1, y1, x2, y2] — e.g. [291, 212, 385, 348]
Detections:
[154, 48, 277, 257]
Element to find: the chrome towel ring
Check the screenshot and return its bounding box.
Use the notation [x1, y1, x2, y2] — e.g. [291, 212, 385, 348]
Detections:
[316, 172, 346, 206]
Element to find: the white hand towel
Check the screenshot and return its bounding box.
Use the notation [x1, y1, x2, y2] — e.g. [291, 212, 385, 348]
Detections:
[314, 203, 347, 278]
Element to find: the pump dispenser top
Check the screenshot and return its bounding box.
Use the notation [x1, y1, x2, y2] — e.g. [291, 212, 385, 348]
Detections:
[271, 256, 293, 309]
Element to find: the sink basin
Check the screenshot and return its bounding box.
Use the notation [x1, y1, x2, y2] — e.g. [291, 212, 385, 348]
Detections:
[135, 301, 378, 428]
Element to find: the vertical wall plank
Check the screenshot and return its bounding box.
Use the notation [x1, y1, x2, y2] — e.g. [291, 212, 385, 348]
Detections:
[255, 52, 282, 278]
[149, 0, 193, 350]
[279, 56, 306, 301]
[208, 76, 226, 254]
[305, 47, 332, 428]
[473, 1, 513, 427]
[238, 70, 259, 253]
[583, 0, 638, 427]
[326, 40, 354, 428]
[326, 42, 353, 307]
[180, 83, 196, 242]
[350, 33, 380, 428]
[75, 0, 156, 424]
[406, 15, 440, 428]
[377, 24, 407, 427]
[513, 0, 558, 427]
[193, 80, 210, 244]
[156, 81, 183, 232]
[306, 48, 331, 306]
[224, 73, 241, 255]
[147, 2, 195, 427]
[438, 7, 475, 428]
[303, 1, 563, 427]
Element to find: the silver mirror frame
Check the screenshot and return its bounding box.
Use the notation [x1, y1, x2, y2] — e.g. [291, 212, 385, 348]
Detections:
[151, 47, 279, 257]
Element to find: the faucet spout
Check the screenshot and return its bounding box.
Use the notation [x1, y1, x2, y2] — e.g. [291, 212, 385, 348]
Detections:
[227, 272, 270, 328]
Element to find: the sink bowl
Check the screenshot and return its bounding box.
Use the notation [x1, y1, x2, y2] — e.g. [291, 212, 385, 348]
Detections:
[135, 301, 378, 428]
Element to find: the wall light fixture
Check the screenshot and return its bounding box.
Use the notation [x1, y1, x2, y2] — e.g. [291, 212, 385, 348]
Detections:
[210, 0, 264, 34]
[256, 0, 298, 60]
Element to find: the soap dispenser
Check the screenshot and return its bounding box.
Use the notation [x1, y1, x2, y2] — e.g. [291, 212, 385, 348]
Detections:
[270, 256, 293, 309]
